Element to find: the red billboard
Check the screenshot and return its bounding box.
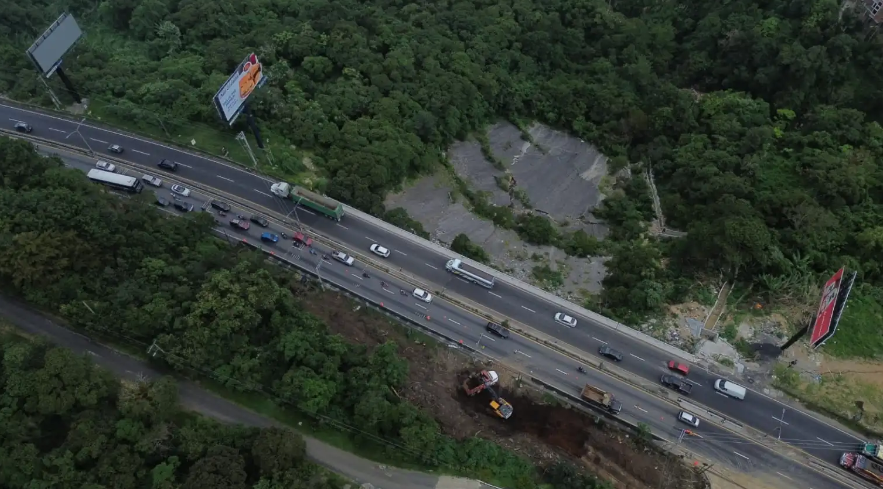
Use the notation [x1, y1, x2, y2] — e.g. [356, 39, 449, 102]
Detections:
[810, 267, 845, 348]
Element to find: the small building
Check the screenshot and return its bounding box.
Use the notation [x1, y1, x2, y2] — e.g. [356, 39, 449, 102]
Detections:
[867, 0, 883, 23]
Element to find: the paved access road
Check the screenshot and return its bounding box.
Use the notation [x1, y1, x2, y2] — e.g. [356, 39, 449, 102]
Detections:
[41, 149, 852, 489]
[3, 102, 864, 473]
[0, 294, 458, 489]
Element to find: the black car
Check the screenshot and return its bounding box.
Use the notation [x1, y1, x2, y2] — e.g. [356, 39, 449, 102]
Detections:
[249, 214, 270, 227]
[14, 122, 32, 133]
[158, 159, 178, 171]
[598, 345, 624, 362]
[211, 200, 232, 212]
[485, 321, 510, 339]
[155, 197, 170, 207]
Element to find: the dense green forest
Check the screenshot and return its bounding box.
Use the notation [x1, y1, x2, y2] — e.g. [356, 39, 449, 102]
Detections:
[0, 333, 341, 489]
[0, 138, 611, 488]
[3, 0, 883, 338]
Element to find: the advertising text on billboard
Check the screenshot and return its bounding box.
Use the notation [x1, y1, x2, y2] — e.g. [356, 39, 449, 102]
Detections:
[213, 53, 266, 125]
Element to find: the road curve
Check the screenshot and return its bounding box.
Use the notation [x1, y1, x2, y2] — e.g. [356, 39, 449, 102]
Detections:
[0, 101, 867, 481]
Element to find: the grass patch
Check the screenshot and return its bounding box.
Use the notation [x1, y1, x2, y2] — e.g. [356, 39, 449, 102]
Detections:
[823, 284, 883, 359]
[772, 363, 883, 438]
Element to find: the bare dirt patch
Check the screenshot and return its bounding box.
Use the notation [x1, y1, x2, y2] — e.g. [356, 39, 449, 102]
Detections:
[300, 288, 706, 489]
[385, 121, 610, 297]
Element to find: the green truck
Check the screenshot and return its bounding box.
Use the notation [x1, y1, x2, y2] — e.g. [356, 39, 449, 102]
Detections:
[270, 182, 344, 221]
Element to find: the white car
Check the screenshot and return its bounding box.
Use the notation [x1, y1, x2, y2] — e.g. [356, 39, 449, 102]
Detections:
[142, 174, 163, 187]
[413, 288, 432, 303]
[554, 312, 577, 328]
[95, 160, 116, 172]
[677, 410, 700, 428]
[170, 184, 191, 197]
[370, 244, 390, 258]
[331, 251, 354, 266]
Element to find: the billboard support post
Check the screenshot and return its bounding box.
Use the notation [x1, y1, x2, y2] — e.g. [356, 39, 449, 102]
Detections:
[779, 323, 809, 352]
[55, 67, 82, 103]
[243, 103, 264, 149]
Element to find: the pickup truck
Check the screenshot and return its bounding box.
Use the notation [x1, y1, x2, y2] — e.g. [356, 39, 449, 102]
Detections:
[660, 374, 693, 395]
[331, 250, 354, 266]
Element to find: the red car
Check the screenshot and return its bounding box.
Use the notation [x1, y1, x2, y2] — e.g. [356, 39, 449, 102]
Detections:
[668, 360, 690, 376]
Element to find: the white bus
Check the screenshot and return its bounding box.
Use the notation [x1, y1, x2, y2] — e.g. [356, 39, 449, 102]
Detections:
[87, 169, 143, 194]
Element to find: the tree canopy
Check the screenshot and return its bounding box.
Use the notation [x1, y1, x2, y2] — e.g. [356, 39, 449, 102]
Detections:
[0, 333, 340, 489]
[3, 0, 883, 326]
[0, 137, 611, 488]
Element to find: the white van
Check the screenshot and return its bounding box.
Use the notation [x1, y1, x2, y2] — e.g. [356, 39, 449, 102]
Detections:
[714, 379, 746, 400]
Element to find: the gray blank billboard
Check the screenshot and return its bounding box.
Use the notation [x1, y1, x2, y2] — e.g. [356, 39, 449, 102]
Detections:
[26, 13, 83, 76]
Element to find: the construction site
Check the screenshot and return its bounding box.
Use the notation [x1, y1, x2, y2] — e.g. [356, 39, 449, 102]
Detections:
[301, 287, 709, 489]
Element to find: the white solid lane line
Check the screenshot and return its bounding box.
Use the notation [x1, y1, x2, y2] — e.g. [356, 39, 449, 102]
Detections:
[775, 472, 792, 480]
[488, 291, 502, 298]
[522, 306, 536, 313]
[395, 250, 407, 256]
[91, 138, 108, 144]
[49, 128, 67, 133]
[634, 405, 648, 413]
[424, 263, 438, 270]
[771, 415, 789, 425]
[733, 451, 750, 460]
[217, 176, 234, 182]
[132, 149, 150, 155]
[337, 224, 348, 229]
[415, 304, 427, 310]
[592, 336, 607, 344]
[555, 368, 567, 375]
[254, 189, 272, 197]
[816, 437, 833, 446]
[630, 354, 646, 361]
[448, 318, 461, 325]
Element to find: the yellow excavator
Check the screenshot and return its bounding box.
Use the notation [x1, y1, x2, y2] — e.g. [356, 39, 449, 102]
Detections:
[462, 370, 513, 419]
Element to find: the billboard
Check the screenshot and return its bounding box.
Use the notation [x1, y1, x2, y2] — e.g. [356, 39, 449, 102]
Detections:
[26, 13, 83, 77]
[810, 267, 845, 348]
[213, 53, 267, 125]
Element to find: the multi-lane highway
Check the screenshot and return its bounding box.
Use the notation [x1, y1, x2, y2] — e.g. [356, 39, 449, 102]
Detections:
[2, 101, 867, 483]
[38, 146, 855, 489]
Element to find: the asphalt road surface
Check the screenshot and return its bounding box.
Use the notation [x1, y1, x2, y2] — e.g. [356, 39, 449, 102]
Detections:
[38, 148, 853, 489]
[2, 102, 865, 478]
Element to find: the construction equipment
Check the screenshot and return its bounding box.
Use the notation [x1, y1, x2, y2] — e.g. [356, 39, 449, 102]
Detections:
[462, 370, 513, 419]
[840, 452, 883, 486]
[489, 394, 514, 419]
[580, 384, 623, 415]
[462, 370, 499, 396]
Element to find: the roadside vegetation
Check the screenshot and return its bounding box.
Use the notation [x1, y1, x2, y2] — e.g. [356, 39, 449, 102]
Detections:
[0, 138, 613, 489]
[0, 331, 344, 489]
[5, 0, 883, 332]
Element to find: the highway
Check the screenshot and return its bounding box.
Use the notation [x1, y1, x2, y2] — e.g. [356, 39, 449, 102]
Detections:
[40, 147, 855, 489]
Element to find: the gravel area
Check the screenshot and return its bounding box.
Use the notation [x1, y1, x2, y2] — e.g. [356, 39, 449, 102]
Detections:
[385, 122, 610, 296]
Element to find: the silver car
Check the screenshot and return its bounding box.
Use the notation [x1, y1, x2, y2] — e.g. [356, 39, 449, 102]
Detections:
[554, 312, 577, 327]
[142, 174, 163, 187]
[170, 184, 191, 197]
[677, 410, 700, 428]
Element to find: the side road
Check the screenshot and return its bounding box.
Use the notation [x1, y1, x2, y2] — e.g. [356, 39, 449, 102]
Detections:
[0, 294, 488, 489]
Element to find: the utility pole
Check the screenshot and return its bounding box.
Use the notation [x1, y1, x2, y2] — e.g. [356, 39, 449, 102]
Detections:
[236, 131, 258, 168]
[38, 75, 63, 110]
[67, 117, 94, 155]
